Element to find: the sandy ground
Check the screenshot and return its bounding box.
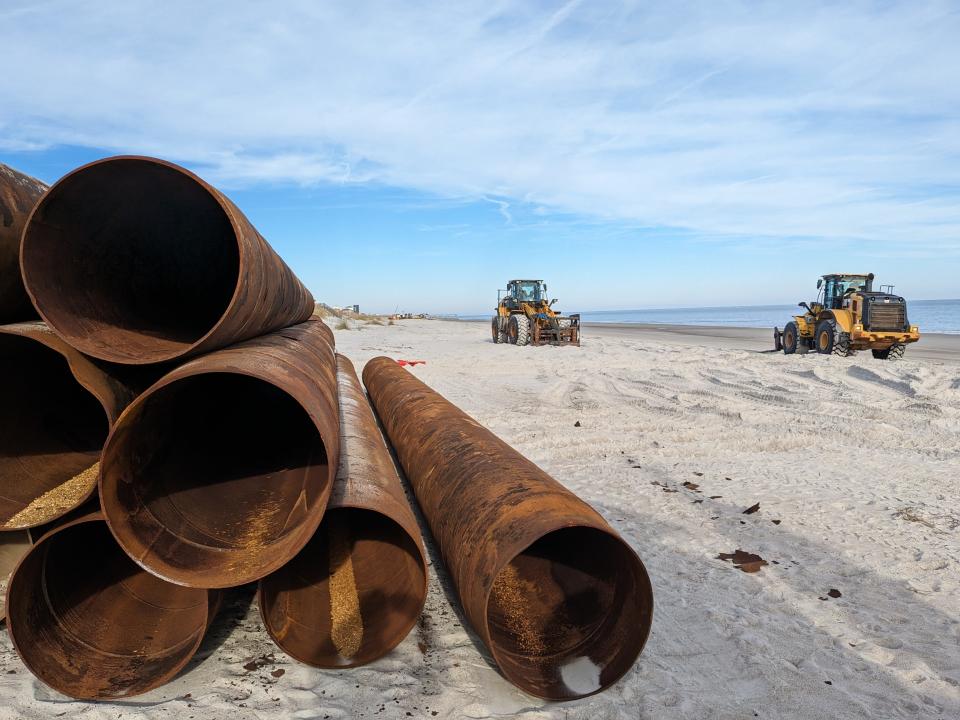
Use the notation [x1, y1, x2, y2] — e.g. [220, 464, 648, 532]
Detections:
[582, 322, 960, 364]
[1, 319, 958, 720]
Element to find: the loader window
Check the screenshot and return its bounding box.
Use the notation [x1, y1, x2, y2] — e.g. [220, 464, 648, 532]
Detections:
[515, 282, 542, 303]
[823, 276, 868, 309]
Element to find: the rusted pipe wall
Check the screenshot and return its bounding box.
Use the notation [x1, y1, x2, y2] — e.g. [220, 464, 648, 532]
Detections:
[5, 512, 218, 700]
[0, 321, 148, 531]
[259, 354, 426, 667]
[0, 529, 34, 621]
[0, 163, 46, 323]
[362, 357, 654, 700]
[20, 156, 315, 365]
[100, 319, 339, 588]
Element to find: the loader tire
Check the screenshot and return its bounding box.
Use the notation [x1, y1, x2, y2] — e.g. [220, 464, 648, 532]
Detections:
[782, 322, 799, 355]
[491, 317, 505, 344]
[509, 314, 530, 346]
[873, 344, 905, 360]
[816, 319, 855, 357]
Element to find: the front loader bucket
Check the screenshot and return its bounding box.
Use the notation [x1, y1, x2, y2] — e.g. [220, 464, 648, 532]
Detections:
[531, 313, 580, 346]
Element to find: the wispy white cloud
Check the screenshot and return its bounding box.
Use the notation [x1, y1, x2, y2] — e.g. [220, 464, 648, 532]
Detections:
[1, 0, 959, 248]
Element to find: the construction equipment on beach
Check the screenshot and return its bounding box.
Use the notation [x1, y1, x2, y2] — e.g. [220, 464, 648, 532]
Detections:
[491, 279, 580, 346]
[774, 273, 920, 359]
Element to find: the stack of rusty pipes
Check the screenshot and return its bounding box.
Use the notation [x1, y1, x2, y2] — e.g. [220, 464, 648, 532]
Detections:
[0, 156, 653, 702]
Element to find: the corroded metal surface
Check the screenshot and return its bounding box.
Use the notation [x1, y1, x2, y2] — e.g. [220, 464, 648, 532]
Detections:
[362, 357, 654, 700]
[100, 319, 339, 588]
[0, 321, 149, 530]
[20, 156, 315, 364]
[5, 512, 218, 700]
[0, 529, 34, 621]
[0, 163, 46, 322]
[259, 354, 426, 667]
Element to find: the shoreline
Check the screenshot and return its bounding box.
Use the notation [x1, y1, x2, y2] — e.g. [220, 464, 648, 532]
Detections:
[447, 317, 960, 363]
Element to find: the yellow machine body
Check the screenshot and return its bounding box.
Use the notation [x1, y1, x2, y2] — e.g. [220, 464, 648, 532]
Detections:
[777, 273, 919, 358]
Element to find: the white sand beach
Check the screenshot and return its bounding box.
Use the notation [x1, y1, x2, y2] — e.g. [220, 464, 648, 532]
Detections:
[2, 319, 958, 720]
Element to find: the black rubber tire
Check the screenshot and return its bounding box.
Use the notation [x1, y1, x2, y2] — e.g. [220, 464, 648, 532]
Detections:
[782, 322, 799, 355]
[815, 319, 835, 354]
[817, 318, 855, 356]
[874, 344, 905, 360]
[510, 314, 530, 346]
[491, 317, 505, 344]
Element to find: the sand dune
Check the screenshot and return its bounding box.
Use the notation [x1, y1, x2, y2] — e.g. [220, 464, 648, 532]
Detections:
[1, 319, 957, 719]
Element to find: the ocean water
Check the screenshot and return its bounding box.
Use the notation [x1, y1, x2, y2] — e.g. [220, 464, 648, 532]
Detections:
[462, 299, 960, 334]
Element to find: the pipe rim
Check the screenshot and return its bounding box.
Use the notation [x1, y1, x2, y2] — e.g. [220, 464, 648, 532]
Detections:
[481, 522, 654, 700]
[100, 366, 334, 588]
[258, 505, 428, 668]
[5, 514, 212, 699]
[20, 155, 247, 365]
[0, 330, 111, 530]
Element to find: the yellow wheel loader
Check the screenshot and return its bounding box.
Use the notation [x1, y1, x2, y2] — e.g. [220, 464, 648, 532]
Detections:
[774, 273, 919, 359]
[491, 279, 580, 347]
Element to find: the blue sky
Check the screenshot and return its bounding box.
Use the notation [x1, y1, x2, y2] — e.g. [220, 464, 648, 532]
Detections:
[2, 1, 959, 314]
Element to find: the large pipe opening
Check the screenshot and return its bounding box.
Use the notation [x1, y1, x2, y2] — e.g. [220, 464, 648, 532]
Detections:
[259, 507, 427, 667]
[0, 334, 108, 529]
[101, 372, 330, 587]
[6, 518, 211, 699]
[485, 527, 653, 700]
[20, 158, 240, 363]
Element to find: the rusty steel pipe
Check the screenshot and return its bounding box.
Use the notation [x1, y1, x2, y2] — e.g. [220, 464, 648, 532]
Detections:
[20, 156, 315, 365]
[259, 354, 427, 667]
[5, 512, 219, 700]
[362, 357, 654, 700]
[100, 319, 339, 588]
[0, 321, 149, 531]
[0, 163, 46, 323]
[0, 529, 34, 621]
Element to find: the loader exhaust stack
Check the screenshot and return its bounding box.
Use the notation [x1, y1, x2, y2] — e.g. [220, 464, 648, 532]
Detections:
[259, 355, 427, 667]
[100, 320, 339, 588]
[20, 156, 315, 365]
[362, 357, 653, 700]
[5, 513, 218, 700]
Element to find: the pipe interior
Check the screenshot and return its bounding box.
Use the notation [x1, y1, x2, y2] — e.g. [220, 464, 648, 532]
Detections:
[7, 521, 209, 699]
[485, 526, 652, 699]
[21, 159, 239, 361]
[0, 335, 107, 529]
[260, 507, 425, 667]
[106, 372, 329, 583]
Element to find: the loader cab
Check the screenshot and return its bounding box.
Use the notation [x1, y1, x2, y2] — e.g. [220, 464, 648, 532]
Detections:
[506, 279, 546, 305]
[817, 274, 873, 310]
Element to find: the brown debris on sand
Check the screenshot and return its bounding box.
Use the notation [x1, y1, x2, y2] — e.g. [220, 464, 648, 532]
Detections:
[717, 549, 769, 573]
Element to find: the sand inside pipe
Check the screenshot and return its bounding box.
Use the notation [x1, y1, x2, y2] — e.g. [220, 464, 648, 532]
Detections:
[328, 519, 363, 658]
